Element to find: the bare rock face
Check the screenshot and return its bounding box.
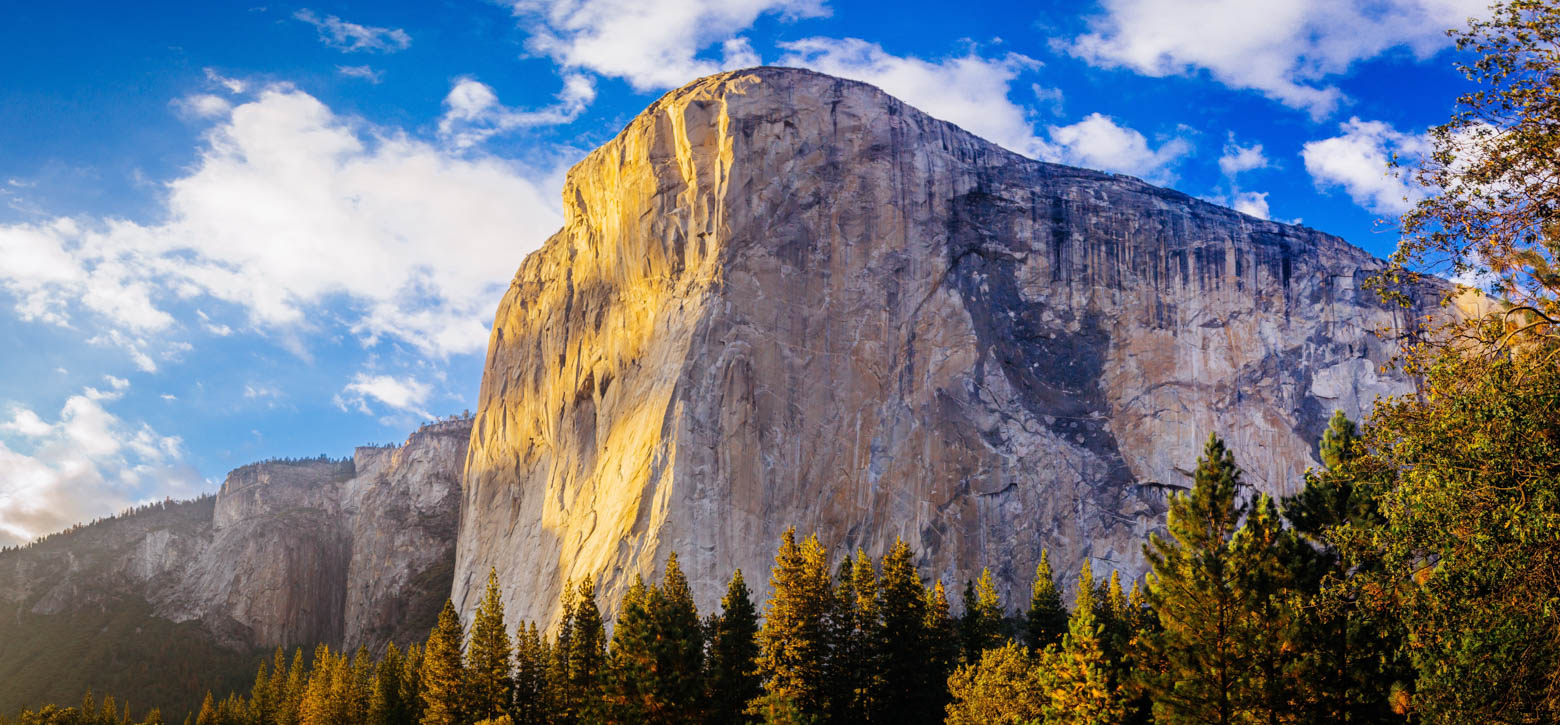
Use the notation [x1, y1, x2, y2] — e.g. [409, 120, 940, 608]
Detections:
[454, 67, 1442, 628]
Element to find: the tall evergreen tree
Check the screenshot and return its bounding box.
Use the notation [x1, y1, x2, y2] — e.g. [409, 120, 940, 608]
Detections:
[959, 568, 1005, 663]
[369, 644, 412, 725]
[511, 623, 549, 725]
[922, 579, 960, 718]
[649, 554, 706, 722]
[1283, 411, 1404, 723]
[1044, 562, 1125, 725]
[1139, 433, 1248, 725]
[875, 538, 935, 723]
[706, 570, 761, 725]
[753, 528, 836, 720]
[607, 576, 655, 722]
[420, 601, 466, 725]
[564, 576, 607, 724]
[1228, 494, 1302, 723]
[465, 570, 513, 723]
[249, 662, 276, 725]
[1026, 550, 1068, 652]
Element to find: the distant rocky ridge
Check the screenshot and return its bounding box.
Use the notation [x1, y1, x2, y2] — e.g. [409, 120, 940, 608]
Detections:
[0, 418, 470, 715]
[453, 67, 1445, 632]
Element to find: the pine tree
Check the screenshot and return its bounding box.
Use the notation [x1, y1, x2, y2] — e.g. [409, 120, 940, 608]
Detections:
[959, 568, 1005, 663]
[195, 694, 217, 725]
[607, 575, 655, 722]
[922, 578, 960, 717]
[280, 649, 308, 725]
[876, 538, 937, 723]
[1283, 411, 1404, 723]
[466, 570, 514, 723]
[564, 576, 607, 724]
[512, 623, 549, 725]
[1026, 549, 1068, 652]
[400, 645, 425, 725]
[1229, 494, 1302, 723]
[1044, 562, 1125, 725]
[1139, 433, 1252, 725]
[369, 644, 412, 725]
[827, 550, 875, 722]
[707, 570, 761, 724]
[649, 554, 706, 721]
[421, 601, 466, 725]
[753, 528, 836, 720]
[250, 661, 276, 725]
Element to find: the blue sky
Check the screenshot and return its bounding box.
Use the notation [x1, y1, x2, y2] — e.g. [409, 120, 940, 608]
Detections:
[0, 0, 1487, 544]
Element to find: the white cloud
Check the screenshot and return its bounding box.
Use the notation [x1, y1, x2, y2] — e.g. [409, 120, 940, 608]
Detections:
[775, 39, 1188, 182]
[1219, 141, 1269, 176]
[204, 68, 247, 95]
[513, 0, 828, 91]
[1044, 113, 1192, 184]
[777, 38, 1054, 157]
[0, 87, 564, 364]
[176, 94, 234, 119]
[1302, 117, 1429, 214]
[0, 391, 200, 547]
[1231, 191, 1272, 219]
[337, 65, 384, 83]
[1069, 0, 1488, 117]
[438, 75, 595, 149]
[336, 373, 432, 418]
[294, 10, 411, 53]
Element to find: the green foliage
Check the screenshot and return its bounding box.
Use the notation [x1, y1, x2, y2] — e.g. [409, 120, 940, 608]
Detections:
[957, 568, 1005, 664]
[418, 602, 465, 725]
[753, 529, 835, 720]
[1025, 549, 1068, 652]
[706, 570, 761, 725]
[464, 571, 512, 724]
[1366, 350, 1560, 722]
[510, 624, 548, 725]
[1041, 562, 1124, 724]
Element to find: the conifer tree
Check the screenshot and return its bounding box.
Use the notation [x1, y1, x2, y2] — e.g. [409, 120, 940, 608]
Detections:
[564, 576, 607, 724]
[1044, 562, 1125, 725]
[959, 568, 1005, 663]
[922, 578, 960, 717]
[421, 601, 466, 725]
[347, 647, 374, 725]
[753, 528, 836, 720]
[466, 570, 513, 723]
[1228, 494, 1301, 722]
[194, 694, 217, 725]
[606, 575, 655, 722]
[706, 570, 761, 725]
[280, 649, 308, 725]
[369, 644, 411, 725]
[649, 554, 706, 721]
[875, 538, 936, 723]
[547, 582, 577, 722]
[1139, 433, 1253, 725]
[249, 663, 275, 725]
[1026, 549, 1068, 652]
[512, 622, 549, 725]
[400, 645, 425, 725]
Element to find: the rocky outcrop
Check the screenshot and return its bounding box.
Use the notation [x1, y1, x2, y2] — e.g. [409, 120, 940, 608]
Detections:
[0, 418, 469, 657]
[454, 67, 1443, 630]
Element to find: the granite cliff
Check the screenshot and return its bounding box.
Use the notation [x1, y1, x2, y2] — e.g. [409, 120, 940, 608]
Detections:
[453, 67, 1443, 630]
[0, 418, 469, 716]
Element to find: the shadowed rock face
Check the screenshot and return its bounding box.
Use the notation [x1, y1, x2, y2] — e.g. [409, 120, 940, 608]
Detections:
[0, 418, 469, 654]
[455, 66, 1442, 628]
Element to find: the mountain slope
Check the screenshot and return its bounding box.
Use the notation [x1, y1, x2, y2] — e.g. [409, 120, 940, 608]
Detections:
[454, 66, 1443, 628]
[0, 418, 470, 718]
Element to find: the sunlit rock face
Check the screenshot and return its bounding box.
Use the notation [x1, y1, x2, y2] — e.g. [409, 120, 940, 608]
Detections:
[0, 418, 470, 652]
[455, 67, 1441, 629]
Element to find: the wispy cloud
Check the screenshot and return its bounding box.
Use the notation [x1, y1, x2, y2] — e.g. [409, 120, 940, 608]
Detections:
[512, 0, 827, 91]
[1067, 0, 1488, 118]
[294, 9, 411, 53]
[336, 65, 384, 83]
[438, 75, 595, 149]
[335, 373, 432, 419]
